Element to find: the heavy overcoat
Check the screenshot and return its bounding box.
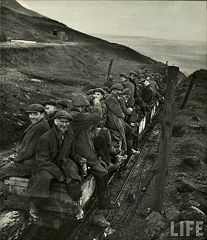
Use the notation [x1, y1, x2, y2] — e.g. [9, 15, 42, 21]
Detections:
[105, 92, 127, 151]
[119, 97, 131, 116]
[0, 119, 50, 179]
[70, 104, 102, 166]
[28, 125, 82, 198]
[141, 85, 154, 105]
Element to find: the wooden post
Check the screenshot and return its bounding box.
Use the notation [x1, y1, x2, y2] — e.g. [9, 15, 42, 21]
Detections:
[106, 59, 113, 80]
[180, 74, 196, 109]
[153, 66, 179, 213]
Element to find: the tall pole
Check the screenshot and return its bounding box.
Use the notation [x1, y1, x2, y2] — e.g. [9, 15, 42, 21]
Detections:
[153, 66, 179, 213]
[180, 74, 196, 109]
[106, 59, 113, 80]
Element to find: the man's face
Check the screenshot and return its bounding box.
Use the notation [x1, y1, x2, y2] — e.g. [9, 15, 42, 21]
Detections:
[112, 89, 121, 96]
[93, 92, 103, 100]
[45, 104, 57, 117]
[130, 74, 135, 80]
[120, 76, 127, 83]
[122, 94, 130, 101]
[29, 112, 44, 125]
[54, 118, 70, 132]
[143, 80, 150, 87]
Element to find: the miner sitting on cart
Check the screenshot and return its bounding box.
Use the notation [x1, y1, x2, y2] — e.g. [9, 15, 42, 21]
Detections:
[91, 88, 119, 171]
[0, 104, 50, 182]
[28, 110, 84, 220]
[70, 95, 119, 213]
[105, 83, 127, 158]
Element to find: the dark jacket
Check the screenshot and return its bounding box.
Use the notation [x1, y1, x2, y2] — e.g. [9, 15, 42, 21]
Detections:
[28, 125, 82, 198]
[119, 97, 131, 116]
[106, 92, 125, 120]
[141, 85, 154, 105]
[14, 118, 50, 167]
[35, 126, 82, 180]
[105, 93, 126, 151]
[71, 104, 102, 165]
[122, 80, 135, 107]
[46, 112, 57, 128]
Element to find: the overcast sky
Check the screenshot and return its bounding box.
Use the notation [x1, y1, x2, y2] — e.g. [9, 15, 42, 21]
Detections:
[18, 0, 206, 42]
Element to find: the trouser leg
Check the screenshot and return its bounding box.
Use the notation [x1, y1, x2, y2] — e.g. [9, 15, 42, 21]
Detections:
[95, 174, 110, 206]
[125, 123, 134, 154]
[93, 135, 111, 166]
[89, 162, 110, 206]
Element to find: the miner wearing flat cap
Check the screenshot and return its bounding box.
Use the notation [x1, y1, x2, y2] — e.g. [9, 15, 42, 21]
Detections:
[70, 94, 119, 211]
[119, 73, 135, 107]
[42, 100, 57, 128]
[28, 109, 84, 219]
[92, 88, 107, 127]
[105, 83, 127, 155]
[0, 104, 50, 181]
[56, 99, 68, 111]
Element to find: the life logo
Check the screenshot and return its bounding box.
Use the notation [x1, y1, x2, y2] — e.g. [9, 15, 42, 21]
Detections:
[170, 221, 206, 237]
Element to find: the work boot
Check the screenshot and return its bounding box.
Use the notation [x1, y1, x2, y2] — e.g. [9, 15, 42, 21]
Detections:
[99, 201, 120, 210]
[29, 201, 39, 221]
[131, 148, 140, 155]
[115, 154, 127, 165]
[91, 214, 110, 227]
[74, 199, 84, 220]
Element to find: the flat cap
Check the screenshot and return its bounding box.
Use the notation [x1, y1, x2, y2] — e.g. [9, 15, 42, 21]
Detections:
[138, 74, 145, 79]
[42, 100, 57, 107]
[72, 94, 90, 107]
[111, 83, 124, 91]
[56, 100, 68, 110]
[130, 71, 138, 76]
[86, 89, 95, 95]
[54, 110, 73, 121]
[93, 88, 105, 95]
[26, 104, 45, 113]
[121, 88, 131, 96]
[120, 73, 128, 78]
[102, 86, 111, 93]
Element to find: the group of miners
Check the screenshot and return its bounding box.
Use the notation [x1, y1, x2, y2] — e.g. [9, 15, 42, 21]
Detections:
[0, 69, 166, 226]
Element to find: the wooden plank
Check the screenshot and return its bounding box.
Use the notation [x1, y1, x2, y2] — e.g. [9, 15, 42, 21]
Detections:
[9, 177, 29, 183]
[4, 180, 28, 187]
[81, 175, 96, 206]
[153, 66, 179, 213]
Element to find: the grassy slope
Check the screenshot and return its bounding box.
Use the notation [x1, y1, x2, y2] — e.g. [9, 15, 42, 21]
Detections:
[0, 0, 164, 147]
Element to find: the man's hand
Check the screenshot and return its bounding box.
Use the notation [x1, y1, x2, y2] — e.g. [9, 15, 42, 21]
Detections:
[59, 175, 65, 182]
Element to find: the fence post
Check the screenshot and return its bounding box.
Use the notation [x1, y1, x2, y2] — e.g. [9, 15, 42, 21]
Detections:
[153, 66, 179, 213]
[180, 74, 196, 109]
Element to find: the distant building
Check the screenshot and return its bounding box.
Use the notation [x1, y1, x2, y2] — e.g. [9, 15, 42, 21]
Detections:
[57, 31, 66, 41]
[51, 29, 69, 41]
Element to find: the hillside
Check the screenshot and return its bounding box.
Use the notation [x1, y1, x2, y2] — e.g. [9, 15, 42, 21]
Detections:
[0, 0, 181, 148]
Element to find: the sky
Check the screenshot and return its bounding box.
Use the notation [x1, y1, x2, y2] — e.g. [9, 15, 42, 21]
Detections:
[18, 0, 206, 42]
